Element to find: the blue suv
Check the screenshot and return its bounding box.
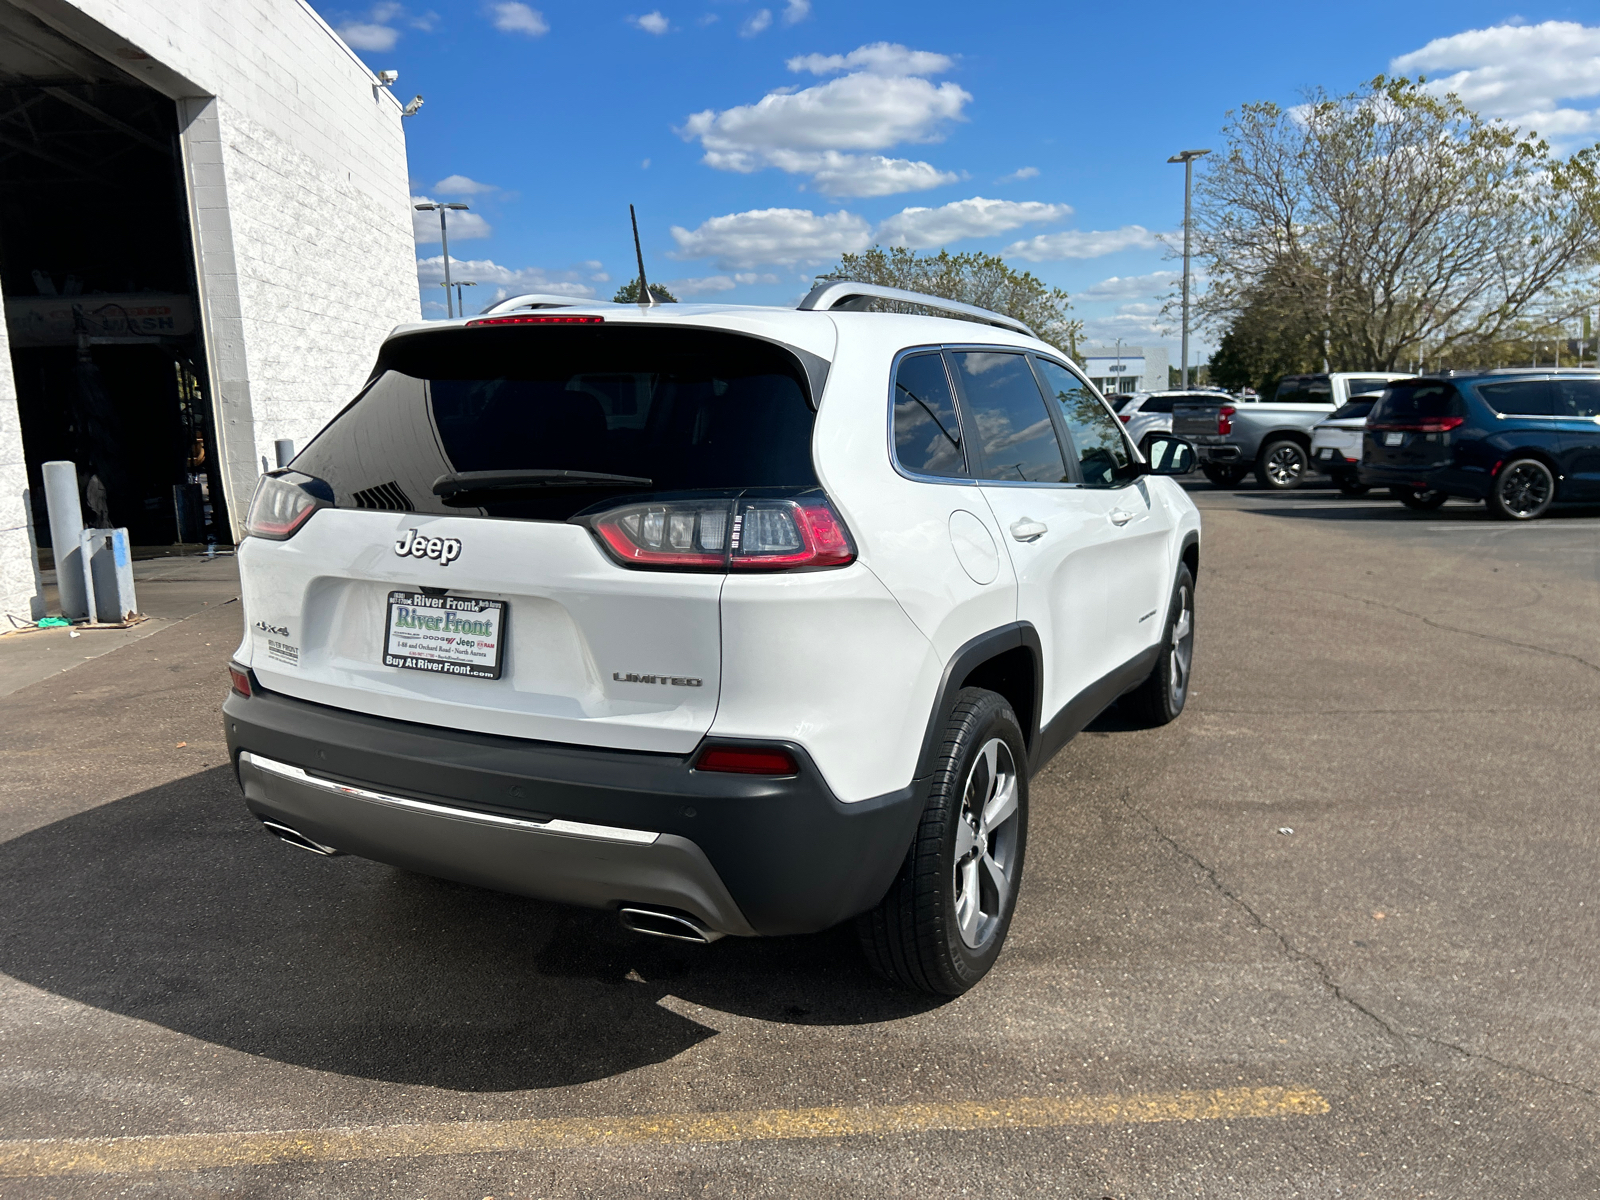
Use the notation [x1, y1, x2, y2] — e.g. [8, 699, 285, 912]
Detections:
[1359, 370, 1600, 519]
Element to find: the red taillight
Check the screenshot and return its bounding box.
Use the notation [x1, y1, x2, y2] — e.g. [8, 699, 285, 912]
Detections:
[583, 495, 856, 572]
[1119, 414, 1131, 424]
[228, 664, 252, 697]
[1369, 416, 1464, 434]
[245, 473, 328, 540]
[695, 745, 799, 775]
[465, 314, 605, 326]
[1218, 405, 1235, 436]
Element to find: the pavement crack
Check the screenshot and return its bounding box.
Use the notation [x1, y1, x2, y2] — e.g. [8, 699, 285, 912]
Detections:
[1119, 790, 1600, 1103]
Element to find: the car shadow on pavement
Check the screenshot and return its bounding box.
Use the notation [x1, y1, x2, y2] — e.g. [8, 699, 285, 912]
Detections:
[0, 767, 941, 1093]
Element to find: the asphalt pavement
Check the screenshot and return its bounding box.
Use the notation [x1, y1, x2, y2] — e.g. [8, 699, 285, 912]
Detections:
[1, 480, 1597, 1197]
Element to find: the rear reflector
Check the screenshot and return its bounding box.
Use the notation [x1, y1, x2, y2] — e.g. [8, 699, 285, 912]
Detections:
[228, 664, 252, 698]
[465, 314, 605, 326]
[695, 746, 799, 775]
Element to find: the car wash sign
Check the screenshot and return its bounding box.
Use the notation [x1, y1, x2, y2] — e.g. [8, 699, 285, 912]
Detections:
[4, 294, 195, 347]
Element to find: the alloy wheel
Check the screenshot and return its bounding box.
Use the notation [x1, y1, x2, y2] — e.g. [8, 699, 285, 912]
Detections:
[1169, 584, 1194, 710]
[1264, 445, 1305, 486]
[1496, 461, 1554, 519]
[953, 738, 1022, 950]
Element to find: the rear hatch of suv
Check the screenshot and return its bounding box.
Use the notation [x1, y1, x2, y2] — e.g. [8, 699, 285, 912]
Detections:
[1364, 380, 1463, 473]
[237, 320, 829, 753]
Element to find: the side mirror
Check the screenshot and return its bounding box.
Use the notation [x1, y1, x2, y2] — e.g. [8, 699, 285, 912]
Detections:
[1141, 435, 1196, 476]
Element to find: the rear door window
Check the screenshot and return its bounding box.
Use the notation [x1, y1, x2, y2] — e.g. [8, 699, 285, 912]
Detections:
[1477, 380, 1553, 416]
[1273, 376, 1333, 404]
[292, 326, 819, 521]
[892, 352, 967, 478]
[951, 351, 1069, 484]
[1553, 378, 1600, 418]
[1033, 357, 1138, 488]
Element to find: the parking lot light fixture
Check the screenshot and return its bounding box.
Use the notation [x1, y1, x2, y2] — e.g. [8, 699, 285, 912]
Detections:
[414, 201, 470, 317]
[1167, 149, 1211, 388]
[455, 279, 478, 316]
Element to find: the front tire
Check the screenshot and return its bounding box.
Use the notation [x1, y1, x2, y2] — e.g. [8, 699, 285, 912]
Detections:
[1390, 485, 1449, 511]
[857, 689, 1027, 995]
[1121, 565, 1195, 727]
[1488, 458, 1556, 520]
[1255, 440, 1310, 490]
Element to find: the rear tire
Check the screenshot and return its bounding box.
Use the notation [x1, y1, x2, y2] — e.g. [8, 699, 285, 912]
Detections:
[857, 689, 1027, 995]
[1488, 458, 1556, 520]
[1121, 565, 1195, 727]
[1255, 440, 1310, 490]
[1390, 485, 1449, 511]
[1335, 474, 1370, 497]
[1201, 464, 1248, 488]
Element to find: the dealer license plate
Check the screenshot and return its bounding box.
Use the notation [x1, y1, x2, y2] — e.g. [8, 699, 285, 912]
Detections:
[383, 591, 505, 679]
[1383, 432, 1404, 446]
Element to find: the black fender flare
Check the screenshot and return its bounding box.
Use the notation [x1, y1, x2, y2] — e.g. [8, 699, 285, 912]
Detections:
[912, 623, 1042, 782]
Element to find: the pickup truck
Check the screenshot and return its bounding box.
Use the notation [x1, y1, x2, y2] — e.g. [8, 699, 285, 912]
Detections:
[1173, 372, 1412, 489]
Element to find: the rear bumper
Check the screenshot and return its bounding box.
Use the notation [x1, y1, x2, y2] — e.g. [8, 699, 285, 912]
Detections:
[223, 688, 927, 937]
[1310, 448, 1359, 475]
[1356, 462, 1488, 499]
[1193, 443, 1244, 463]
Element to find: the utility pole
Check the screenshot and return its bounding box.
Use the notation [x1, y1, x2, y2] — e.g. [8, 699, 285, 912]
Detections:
[1167, 149, 1211, 388]
[414, 201, 469, 317]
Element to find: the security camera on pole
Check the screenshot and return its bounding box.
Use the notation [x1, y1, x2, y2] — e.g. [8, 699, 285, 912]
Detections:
[414, 201, 469, 317]
[1167, 148, 1211, 388]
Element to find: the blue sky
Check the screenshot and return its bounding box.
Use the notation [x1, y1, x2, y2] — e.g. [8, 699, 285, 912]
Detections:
[314, 1, 1600, 360]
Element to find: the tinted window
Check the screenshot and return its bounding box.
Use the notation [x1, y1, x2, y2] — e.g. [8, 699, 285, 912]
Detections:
[1108, 395, 1134, 413]
[1373, 382, 1463, 420]
[1034, 358, 1137, 488]
[1553, 378, 1600, 418]
[953, 351, 1068, 483]
[1347, 378, 1393, 396]
[1477, 380, 1553, 416]
[294, 326, 817, 522]
[1138, 397, 1175, 414]
[893, 352, 966, 477]
[1329, 400, 1375, 421]
[1273, 375, 1333, 404]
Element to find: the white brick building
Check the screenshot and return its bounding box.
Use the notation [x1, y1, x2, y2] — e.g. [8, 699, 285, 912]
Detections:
[0, 0, 418, 624]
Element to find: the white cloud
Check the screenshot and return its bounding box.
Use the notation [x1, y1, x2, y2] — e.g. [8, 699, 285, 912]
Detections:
[741, 8, 772, 37]
[786, 43, 953, 77]
[433, 174, 497, 195]
[782, 0, 811, 25]
[876, 197, 1070, 248]
[630, 10, 669, 34]
[1004, 225, 1161, 261]
[488, 2, 548, 36]
[669, 208, 873, 269]
[416, 256, 599, 307]
[1391, 21, 1600, 143]
[1078, 270, 1173, 302]
[411, 196, 493, 243]
[664, 272, 784, 297]
[807, 153, 959, 197]
[338, 21, 399, 50]
[996, 166, 1039, 184]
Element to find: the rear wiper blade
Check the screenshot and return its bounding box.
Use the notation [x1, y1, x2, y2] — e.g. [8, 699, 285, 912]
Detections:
[432, 469, 654, 496]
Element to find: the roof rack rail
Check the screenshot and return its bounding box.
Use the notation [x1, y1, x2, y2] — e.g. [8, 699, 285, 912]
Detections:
[481, 293, 617, 316]
[797, 282, 1037, 338]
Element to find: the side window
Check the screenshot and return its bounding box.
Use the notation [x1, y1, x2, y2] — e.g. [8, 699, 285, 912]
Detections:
[951, 351, 1069, 484]
[1553, 379, 1600, 418]
[892, 352, 966, 477]
[1033, 357, 1138, 488]
[1478, 380, 1553, 416]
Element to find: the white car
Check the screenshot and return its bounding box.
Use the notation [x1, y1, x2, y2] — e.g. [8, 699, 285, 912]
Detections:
[1310, 396, 1386, 495]
[1118, 390, 1231, 458]
[224, 283, 1202, 994]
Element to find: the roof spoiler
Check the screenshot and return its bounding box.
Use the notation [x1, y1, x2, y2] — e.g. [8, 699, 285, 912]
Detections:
[797, 282, 1037, 338]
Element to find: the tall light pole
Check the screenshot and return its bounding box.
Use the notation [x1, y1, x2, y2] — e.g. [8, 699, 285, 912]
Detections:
[1114, 337, 1124, 390]
[1167, 149, 1211, 388]
[414, 201, 469, 317]
[454, 279, 477, 316]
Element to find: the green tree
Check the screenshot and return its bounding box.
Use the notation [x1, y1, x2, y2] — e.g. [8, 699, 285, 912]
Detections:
[1194, 76, 1600, 371]
[613, 280, 678, 303]
[815, 246, 1082, 357]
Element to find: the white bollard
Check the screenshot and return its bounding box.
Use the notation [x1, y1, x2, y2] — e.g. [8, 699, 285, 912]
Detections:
[42, 460, 88, 620]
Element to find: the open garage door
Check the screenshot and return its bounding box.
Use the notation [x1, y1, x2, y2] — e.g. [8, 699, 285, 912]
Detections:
[0, 0, 228, 550]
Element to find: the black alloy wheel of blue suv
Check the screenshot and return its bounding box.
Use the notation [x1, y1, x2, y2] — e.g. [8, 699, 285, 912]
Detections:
[1358, 372, 1600, 520]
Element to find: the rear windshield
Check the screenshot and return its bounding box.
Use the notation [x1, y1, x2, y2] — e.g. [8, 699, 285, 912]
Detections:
[1272, 376, 1332, 404]
[1346, 378, 1393, 396]
[1137, 397, 1175, 414]
[1329, 400, 1375, 421]
[1107, 395, 1134, 412]
[1370, 382, 1462, 421]
[293, 326, 819, 521]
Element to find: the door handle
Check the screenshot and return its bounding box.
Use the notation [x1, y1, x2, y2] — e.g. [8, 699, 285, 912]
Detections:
[1009, 517, 1047, 542]
[1108, 509, 1135, 526]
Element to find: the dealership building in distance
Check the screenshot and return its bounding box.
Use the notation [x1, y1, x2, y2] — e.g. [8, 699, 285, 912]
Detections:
[0, 0, 418, 625]
[1079, 345, 1172, 396]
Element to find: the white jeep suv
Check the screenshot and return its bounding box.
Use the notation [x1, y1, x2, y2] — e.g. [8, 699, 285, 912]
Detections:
[224, 283, 1202, 994]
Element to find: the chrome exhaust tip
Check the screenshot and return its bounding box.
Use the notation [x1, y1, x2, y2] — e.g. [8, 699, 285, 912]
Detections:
[258, 817, 343, 857]
[618, 905, 724, 944]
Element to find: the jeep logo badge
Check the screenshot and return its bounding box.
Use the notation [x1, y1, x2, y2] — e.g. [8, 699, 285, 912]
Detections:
[394, 529, 462, 565]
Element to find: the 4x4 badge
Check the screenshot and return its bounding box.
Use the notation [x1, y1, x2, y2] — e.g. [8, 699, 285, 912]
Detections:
[394, 529, 462, 565]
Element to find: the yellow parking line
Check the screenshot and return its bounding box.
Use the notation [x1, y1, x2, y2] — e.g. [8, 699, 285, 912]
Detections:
[0, 1087, 1327, 1178]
